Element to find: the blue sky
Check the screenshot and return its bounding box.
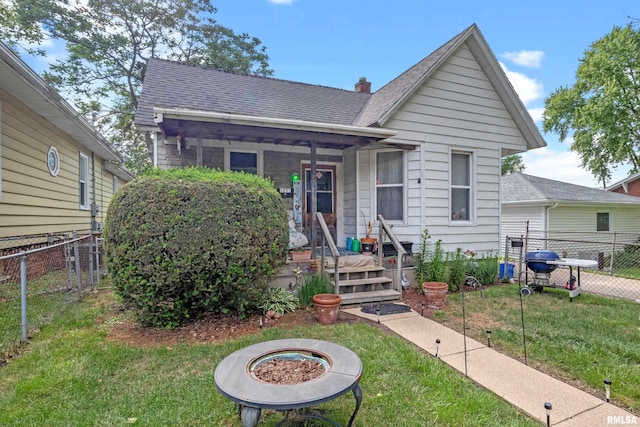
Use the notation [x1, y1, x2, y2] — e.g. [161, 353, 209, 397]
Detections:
[23, 0, 639, 187]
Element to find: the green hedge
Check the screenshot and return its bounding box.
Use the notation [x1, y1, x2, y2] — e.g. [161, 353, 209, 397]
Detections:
[103, 167, 289, 327]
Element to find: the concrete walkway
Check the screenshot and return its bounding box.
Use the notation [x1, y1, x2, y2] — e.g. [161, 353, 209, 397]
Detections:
[342, 306, 637, 426]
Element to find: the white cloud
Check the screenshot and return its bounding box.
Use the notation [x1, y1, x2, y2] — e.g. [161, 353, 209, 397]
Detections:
[502, 50, 544, 68]
[268, 0, 297, 4]
[499, 62, 544, 106]
[527, 107, 544, 123]
[520, 146, 600, 187]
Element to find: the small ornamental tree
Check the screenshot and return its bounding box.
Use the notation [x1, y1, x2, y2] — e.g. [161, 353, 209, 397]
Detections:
[103, 167, 289, 327]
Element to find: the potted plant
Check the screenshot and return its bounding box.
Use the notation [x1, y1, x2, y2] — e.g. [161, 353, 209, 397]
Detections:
[421, 239, 449, 309]
[299, 272, 341, 325]
[290, 247, 312, 261]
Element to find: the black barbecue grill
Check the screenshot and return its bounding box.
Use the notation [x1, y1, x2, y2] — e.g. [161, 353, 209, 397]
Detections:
[521, 250, 561, 296]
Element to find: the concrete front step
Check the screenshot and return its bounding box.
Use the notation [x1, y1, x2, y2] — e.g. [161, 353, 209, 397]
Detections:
[339, 289, 401, 306]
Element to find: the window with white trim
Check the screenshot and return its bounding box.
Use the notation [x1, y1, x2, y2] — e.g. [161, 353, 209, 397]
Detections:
[451, 151, 473, 222]
[79, 153, 89, 209]
[113, 175, 119, 194]
[375, 151, 404, 221]
[597, 212, 610, 231]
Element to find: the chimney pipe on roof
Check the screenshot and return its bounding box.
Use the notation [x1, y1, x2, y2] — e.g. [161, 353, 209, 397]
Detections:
[355, 77, 371, 94]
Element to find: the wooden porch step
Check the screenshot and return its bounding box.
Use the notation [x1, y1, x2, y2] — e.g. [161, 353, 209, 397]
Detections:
[325, 265, 385, 274]
[339, 289, 402, 306]
[336, 277, 392, 288]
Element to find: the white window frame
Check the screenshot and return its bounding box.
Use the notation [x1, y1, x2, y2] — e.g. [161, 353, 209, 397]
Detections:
[449, 149, 475, 224]
[113, 174, 119, 194]
[79, 152, 89, 210]
[373, 150, 406, 223]
[47, 146, 60, 177]
[224, 148, 262, 176]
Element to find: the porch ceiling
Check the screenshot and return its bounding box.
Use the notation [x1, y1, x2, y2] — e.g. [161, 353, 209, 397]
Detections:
[158, 118, 378, 149]
[150, 108, 416, 150]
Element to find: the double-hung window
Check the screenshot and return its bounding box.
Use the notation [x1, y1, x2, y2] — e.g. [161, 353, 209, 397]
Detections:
[79, 153, 89, 209]
[375, 151, 404, 221]
[597, 212, 610, 231]
[451, 151, 472, 222]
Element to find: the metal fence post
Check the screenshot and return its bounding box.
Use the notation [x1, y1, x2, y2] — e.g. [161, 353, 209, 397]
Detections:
[73, 237, 82, 295]
[88, 238, 94, 291]
[20, 253, 28, 342]
[609, 232, 616, 276]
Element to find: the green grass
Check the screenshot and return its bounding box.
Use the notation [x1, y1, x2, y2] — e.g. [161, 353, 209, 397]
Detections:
[441, 284, 640, 412]
[0, 291, 539, 427]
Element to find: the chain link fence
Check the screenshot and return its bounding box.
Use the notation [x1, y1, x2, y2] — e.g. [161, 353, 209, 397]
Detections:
[504, 231, 640, 302]
[0, 232, 105, 364]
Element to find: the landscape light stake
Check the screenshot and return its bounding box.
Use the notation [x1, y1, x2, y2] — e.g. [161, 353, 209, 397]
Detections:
[519, 286, 528, 365]
[604, 378, 611, 402]
[259, 317, 263, 329]
[435, 339, 440, 358]
[486, 329, 492, 348]
[461, 282, 468, 376]
[376, 304, 380, 324]
[544, 402, 552, 427]
[421, 302, 425, 317]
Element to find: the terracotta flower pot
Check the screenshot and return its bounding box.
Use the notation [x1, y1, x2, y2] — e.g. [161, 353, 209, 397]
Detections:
[422, 281, 448, 309]
[312, 293, 342, 325]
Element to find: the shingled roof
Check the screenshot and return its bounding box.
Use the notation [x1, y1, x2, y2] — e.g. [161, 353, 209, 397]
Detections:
[501, 173, 640, 205]
[135, 24, 545, 151]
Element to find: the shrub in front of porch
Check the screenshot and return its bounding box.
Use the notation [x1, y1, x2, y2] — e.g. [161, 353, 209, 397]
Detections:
[103, 167, 289, 327]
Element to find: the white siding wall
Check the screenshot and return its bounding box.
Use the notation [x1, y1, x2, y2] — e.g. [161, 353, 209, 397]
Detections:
[500, 205, 545, 255]
[368, 42, 529, 254]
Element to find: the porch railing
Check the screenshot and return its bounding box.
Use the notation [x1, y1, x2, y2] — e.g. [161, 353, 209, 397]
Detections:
[378, 215, 407, 292]
[315, 212, 341, 293]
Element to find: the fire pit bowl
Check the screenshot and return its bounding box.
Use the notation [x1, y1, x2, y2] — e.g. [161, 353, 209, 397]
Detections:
[526, 250, 561, 274]
[215, 338, 362, 427]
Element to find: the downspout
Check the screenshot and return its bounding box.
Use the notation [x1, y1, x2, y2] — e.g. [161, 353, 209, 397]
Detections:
[545, 203, 558, 249]
[91, 152, 97, 232]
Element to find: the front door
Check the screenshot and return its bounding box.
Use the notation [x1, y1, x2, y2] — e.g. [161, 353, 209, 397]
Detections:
[303, 164, 337, 241]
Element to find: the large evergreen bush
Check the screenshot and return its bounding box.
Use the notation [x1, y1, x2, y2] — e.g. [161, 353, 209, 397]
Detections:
[103, 167, 289, 327]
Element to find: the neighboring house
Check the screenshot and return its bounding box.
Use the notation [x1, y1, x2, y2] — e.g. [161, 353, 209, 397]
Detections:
[501, 172, 640, 250]
[135, 24, 546, 255]
[0, 42, 134, 244]
[606, 171, 640, 198]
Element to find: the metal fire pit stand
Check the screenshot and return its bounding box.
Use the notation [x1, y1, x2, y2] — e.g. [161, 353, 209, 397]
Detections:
[214, 338, 362, 427]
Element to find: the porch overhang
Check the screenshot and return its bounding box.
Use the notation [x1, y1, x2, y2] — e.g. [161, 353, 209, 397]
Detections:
[151, 107, 402, 149]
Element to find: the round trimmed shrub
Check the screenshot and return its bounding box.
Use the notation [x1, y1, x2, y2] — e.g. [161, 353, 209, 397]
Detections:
[103, 167, 289, 327]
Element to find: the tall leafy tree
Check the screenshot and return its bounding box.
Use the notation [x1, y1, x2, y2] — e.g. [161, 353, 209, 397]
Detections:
[501, 154, 525, 175]
[1, 0, 272, 175]
[543, 23, 640, 187]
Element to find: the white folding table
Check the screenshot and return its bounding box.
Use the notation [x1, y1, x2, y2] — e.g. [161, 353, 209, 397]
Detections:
[545, 258, 598, 301]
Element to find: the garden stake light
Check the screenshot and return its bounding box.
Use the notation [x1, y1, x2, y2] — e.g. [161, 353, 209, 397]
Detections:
[421, 302, 425, 317]
[486, 329, 492, 348]
[544, 402, 552, 427]
[376, 304, 380, 324]
[605, 378, 611, 402]
[435, 338, 440, 357]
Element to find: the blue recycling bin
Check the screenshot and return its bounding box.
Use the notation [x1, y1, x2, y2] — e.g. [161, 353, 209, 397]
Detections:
[499, 262, 515, 279]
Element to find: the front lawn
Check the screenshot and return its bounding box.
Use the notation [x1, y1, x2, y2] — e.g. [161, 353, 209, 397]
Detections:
[0, 290, 538, 426]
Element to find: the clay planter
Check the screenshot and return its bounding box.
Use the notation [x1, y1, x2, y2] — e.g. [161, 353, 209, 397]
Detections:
[312, 293, 342, 325]
[422, 281, 448, 309]
[290, 250, 312, 261]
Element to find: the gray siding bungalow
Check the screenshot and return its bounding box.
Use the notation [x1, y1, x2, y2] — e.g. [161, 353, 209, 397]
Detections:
[135, 24, 546, 255]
